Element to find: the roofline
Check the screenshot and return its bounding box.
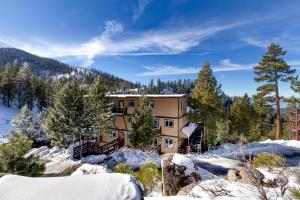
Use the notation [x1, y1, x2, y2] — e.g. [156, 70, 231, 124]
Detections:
[106, 94, 186, 98]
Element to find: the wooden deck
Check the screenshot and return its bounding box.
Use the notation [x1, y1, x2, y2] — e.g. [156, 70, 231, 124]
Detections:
[73, 139, 124, 159]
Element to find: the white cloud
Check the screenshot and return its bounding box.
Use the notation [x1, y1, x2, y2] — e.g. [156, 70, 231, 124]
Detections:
[0, 20, 250, 67]
[139, 59, 254, 76]
[132, 0, 151, 22]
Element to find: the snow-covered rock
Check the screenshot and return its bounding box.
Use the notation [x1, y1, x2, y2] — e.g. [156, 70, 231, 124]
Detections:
[0, 174, 143, 200]
[24, 146, 72, 162]
[189, 179, 260, 199]
[71, 164, 108, 176]
[81, 154, 106, 164]
[111, 147, 161, 168]
[171, 154, 195, 176]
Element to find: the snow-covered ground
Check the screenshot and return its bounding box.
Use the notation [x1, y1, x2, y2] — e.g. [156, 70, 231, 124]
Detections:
[71, 164, 109, 176]
[0, 105, 18, 141]
[111, 147, 161, 169]
[0, 174, 143, 200]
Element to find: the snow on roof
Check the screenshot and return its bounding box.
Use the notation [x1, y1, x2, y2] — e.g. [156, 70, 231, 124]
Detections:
[181, 123, 197, 138]
[107, 94, 186, 98]
[0, 174, 142, 200]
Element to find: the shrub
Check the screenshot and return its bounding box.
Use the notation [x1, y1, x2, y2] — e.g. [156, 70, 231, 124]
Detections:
[290, 176, 300, 200]
[135, 162, 161, 194]
[0, 131, 45, 176]
[113, 163, 134, 175]
[252, 152, 285, 171]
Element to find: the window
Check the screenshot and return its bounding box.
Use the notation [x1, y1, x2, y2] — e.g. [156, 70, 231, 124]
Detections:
[128, 116, 132, 123]
[108, 129, 117, 137]
[146, 101, 154, 108]
[164, 119, 174, 128]
[151, 138, 158, 148]
[128, 100, 135, 107]
[128, 132, 133, 140]
[154, 118, 159, 128]
[164, 138, 174, 148]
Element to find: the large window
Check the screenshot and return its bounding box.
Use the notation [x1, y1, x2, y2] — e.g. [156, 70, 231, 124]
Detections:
[128, 116, 132, 123]
[154, 118, 159, 128]
[164, 138, 174, 148]
[128, 100, 135, 107]
[128, 132, 133, 140]
[151, 138, 158, 148]
[164, 119, 174, 128]
[146, 101, 154, 108]
[108, 129, 117, 137]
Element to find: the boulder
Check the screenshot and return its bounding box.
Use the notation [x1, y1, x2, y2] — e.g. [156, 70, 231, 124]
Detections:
[161, 154, 201, 196]
[227, 166, 265, 185]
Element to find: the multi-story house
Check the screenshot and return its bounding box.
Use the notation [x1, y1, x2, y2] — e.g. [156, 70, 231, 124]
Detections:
[101, 94, 198, 153]
[290, 109, 300, 140]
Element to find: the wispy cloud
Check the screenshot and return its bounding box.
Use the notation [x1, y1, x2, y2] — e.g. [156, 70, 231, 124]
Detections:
[138, 59, 254, 76]
[132, 0, 151, 22]
[139, 58, 300, 76]
[0, 20, 250, 67]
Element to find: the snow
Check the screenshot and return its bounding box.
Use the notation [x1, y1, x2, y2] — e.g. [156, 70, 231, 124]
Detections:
[24, 146, 72, 162]
[112, 147, 161, 168]
[0, 105, 18, 137]
[181, 123, 197, 138]
[71, 164, 108, 176]
[195, 140, 300, 159]
[0, 174, 142, 200]
[188, 179, 260, 199]
[81, 155, 106, 164]
[171, 153, 195, 176]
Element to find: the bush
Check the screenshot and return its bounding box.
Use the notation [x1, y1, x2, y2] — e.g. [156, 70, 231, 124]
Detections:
[252, 152, 285, 171]
[290, 176, 300, 200]
[135, 163, 161, 194]
[113, 163, 134, 175]
[0, 131, 45, 176]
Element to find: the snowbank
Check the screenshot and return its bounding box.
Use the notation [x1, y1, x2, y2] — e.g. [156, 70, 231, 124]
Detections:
[195, 140, 300, 159]
[112, 147, 161, 168]
[171, 154, 195, 176]
[24, 146, 71, 162]
[71, 164, 108, 176]
[0, 105, 18, 137]
[181, 123, 197, 138]
[0, 174, 143, 200]
[81, 155, 106, 164]
[189, 179, 260, 199]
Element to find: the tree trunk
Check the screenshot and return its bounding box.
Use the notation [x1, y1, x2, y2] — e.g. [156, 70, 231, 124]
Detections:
[275, 79, 281, 140]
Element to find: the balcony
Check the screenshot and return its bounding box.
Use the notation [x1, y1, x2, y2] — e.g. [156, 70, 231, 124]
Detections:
[112, 107, 127, 115]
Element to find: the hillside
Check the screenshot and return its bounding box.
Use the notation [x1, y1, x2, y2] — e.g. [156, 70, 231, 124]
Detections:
[0, 48, 135, 89]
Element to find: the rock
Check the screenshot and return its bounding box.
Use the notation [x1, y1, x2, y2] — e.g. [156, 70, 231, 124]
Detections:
[177, 183, 198, 196]
[161, 154, 201, 196]
[227, 169, 240, 182]
[227, 166, 265, 185]
[43, 160, 81, 177]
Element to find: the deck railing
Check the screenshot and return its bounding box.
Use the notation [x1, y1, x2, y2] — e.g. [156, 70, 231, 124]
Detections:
[112, 107, 127, 115]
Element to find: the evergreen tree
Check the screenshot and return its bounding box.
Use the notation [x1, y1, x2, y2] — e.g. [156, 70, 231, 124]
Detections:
[12, 105, 40, 141]
[16, 63, 34, 109]
[254, 43, 297, 139]
[228, 94, 256, 142]
[0, 131, 45, 176]
[86, 77, 112, 137]
[131, 95, 157, 149]
[190, 62, 224, 148]
[44, 80, 85, 147]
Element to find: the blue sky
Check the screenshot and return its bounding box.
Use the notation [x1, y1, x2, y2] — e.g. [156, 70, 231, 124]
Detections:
[0, 0, 300, 97]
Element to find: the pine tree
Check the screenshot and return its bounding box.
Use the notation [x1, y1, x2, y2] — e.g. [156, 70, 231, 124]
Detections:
[12, 105, 40, 141]
[254, 43, 297, 139]
[44, 80, 85, 147]
[190, 62, 224, 148]
[16, 63, 34, 109]
[228, 94, 256, 142]
[131, 95, 157, 149]
[86, 77, 112, 137]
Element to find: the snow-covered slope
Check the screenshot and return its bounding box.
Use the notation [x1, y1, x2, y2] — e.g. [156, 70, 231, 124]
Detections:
[0, 174, 142, 200]
[0, 105, 18, 140]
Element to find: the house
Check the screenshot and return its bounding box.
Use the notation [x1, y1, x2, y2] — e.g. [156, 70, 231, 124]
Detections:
[290, 109, 300, 140]
[101, 94, 200, 153]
